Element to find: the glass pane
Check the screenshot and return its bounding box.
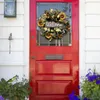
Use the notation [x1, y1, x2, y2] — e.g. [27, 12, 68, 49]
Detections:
[37, 3, 72, 46]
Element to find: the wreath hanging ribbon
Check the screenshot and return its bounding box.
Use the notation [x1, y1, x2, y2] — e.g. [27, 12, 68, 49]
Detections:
[37, 9, 70, 41]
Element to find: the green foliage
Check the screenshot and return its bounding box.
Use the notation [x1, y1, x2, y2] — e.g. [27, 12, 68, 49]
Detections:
[81, 80, 100, 100]
[68, 69, 100, 100]
[81, 69, 100, 100]
[0, 75, 32, 100]
[0, 78, 12, 99]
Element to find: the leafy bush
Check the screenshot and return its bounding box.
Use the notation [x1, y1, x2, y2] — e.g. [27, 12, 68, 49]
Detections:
[0, 75, 32, 100]
[81, 69, 100, 100]
[68, 69, 100, 100]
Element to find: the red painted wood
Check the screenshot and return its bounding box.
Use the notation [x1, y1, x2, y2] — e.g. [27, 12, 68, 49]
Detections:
[30, 0, 79, 99]
[36, 0, 76, 2]
[36, 61, 71, 75]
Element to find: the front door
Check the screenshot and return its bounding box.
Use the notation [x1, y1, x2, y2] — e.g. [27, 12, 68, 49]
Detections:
[30, 0, 79, 100]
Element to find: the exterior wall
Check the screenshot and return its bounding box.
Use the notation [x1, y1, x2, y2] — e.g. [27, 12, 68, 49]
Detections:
[0, 0, 29, 80]
[80, 0, 100, 79]
[85, 0, 100, 72]
[0, 0, 100, 93]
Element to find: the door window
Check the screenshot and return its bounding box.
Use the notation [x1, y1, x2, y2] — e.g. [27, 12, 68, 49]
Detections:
[37, 3, 72, 46]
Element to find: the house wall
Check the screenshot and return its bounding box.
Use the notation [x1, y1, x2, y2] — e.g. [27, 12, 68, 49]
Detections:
[80, 0, 100, 79]
[0, 0, 100, 92]
[85, 0, 100, 72]
[0, 0, 29, 80]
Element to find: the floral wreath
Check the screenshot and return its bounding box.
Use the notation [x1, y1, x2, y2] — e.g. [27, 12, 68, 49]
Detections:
[37, 9, 70, 41]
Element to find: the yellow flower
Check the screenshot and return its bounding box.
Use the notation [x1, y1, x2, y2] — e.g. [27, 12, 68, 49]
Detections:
[45, 33, 55, 40]
[55, 28, 61, 32]
[41, 14, 46, 19]
[45, 33, 52, 39]
[50, 9, 54, 13]
[37, 19, 45, 27]
[57, 12, 67, 21]
[50, 29, 54, 32]
[44, 27, 48, 31]
[44, 11, 50, 19]
[52, 15, 55, 19]
[47, 28, 50, 32]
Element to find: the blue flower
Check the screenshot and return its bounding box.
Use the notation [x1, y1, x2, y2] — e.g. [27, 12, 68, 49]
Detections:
[83, 97, 90, 100]
[0, 96, 4, 100]
[68, 91, 75, 100]
[86, 72, 92, 78]
[87, 74, 97, 82]
[86, 71, 98, 82]
[73, 96, 80, 100]
[78, 85, 80, 89]
[97, 75, 100, 78]
[68, 91, 80, 100]
[96, 80, 100, 84]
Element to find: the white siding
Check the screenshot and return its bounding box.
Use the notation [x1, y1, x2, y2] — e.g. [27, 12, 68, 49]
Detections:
[0, 15, 24, 26]
[86, 0, 100, 1]
[86, 52, 100, 63]
[0, 66, 24, 80]
[86, 64, 100, 73]
[79, 0, 100, 95]
[0, 0, 29, 79]
[83, 0, 100, 75]
[0, 27, 24, 39]
[86, 27, 100, 39]
[0, 52, 24, 65]
[0, 40, 23, 51]
[86, 15, 100, 26]
[79, 0, 86, 78]
[86, 39, 100, 50]
[86, 3, 100, 14]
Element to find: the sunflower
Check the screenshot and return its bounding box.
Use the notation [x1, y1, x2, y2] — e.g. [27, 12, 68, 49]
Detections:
[43, 27, 48, 31]
[50, 29, 54, 33]
[37, 19, 45, 27]
[50, 9, 54, 13]
[44, 11, 50, 19]
[57, 12, 67, 21]
[45, 33, 56, 41]
[45, 33, 54, 41]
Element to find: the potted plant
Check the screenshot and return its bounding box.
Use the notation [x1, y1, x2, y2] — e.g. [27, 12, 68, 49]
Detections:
[68, 69, 100, 100]
[0, 75, 32, 100]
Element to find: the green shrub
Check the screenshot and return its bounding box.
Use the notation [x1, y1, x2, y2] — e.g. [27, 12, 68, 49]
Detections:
[69, 69, 100, 100]
[0, 75, 32, 100]
[81, 69, 100, 100]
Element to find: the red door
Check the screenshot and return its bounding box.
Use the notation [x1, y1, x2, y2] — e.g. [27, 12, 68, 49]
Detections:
[30, 0, 79, 100]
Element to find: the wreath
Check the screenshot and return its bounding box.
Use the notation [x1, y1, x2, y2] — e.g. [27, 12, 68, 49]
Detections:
[37, 9, 70, 41]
